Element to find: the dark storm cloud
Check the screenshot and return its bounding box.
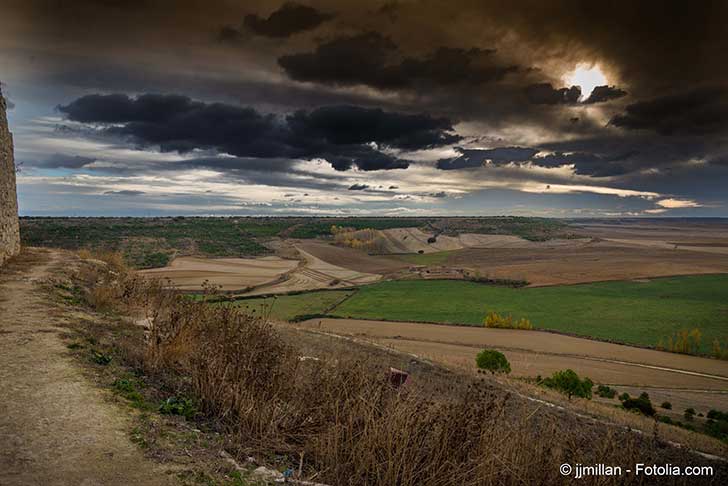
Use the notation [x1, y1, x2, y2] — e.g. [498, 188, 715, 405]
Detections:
[584, 85, 627, 104]
[437, 142, 664, 177]
[244, 2, 333, 38]
[525, 83, 581, 105]
[287, 105, 459, 149]
[278, 32, 518, 89]
[531, 151, 633, 177]
[58, 93, 458, 171]
[437, 147, 538, 170]
[610, 87, 728, 135]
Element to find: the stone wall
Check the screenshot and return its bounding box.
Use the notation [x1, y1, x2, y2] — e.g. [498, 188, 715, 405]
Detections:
[0, 89, 20, 265]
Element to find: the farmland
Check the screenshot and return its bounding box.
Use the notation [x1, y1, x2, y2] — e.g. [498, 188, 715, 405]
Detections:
[222, 289, 354, 322]
[329, 276, 728, 353]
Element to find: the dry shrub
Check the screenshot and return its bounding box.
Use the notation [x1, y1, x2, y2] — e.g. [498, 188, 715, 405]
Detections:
[483, 311, 533, 330]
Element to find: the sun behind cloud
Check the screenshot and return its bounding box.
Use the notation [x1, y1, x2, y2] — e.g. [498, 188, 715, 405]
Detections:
[564, 64, 608, 99]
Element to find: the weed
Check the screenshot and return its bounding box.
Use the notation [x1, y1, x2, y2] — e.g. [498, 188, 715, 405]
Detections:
[159, 397, 197, 420]
[91, 350, 112, 365]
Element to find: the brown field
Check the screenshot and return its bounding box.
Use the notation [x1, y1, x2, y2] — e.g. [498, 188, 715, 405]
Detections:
[298, 221, 728, 286]
[139, 255, 297, 291]
[441, 241, 728, 285]
[378, 227, 587, 254]
[244, 246, 381, 295]
[298, 318, 728, 409]
[295, 240, 408, 273]
[138, 219, 728, 291]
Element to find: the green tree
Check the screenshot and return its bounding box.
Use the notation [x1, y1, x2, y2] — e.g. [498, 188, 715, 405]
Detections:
[475, 349, 511, 374]
[540, 369, 593, 400]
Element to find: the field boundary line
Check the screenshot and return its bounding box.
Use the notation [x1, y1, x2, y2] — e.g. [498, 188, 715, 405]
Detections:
[334, 333, 728, 382]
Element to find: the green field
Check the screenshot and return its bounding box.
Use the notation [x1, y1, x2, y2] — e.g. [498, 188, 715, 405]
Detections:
[328, 276, 728, 353]
[223, 290, 354, 322]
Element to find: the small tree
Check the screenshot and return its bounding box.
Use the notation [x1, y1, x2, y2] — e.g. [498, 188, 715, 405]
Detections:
[684, 408, 696, 421]
[540, 369, 593, 400]
[661, 401, 672, 410]
[475, 349, 511, 374]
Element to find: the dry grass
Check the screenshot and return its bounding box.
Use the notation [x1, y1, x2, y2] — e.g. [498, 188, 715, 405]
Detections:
[71, 251, 727, 485]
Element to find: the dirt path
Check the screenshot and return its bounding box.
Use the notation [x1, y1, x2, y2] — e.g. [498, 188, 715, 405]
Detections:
[0, 250, 175, 486]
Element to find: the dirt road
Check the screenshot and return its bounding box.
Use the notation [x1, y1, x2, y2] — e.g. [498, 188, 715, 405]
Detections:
[0, 250, 174, 486]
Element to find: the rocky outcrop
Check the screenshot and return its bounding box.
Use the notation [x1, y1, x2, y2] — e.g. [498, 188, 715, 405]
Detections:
[0, 89, 20, 265]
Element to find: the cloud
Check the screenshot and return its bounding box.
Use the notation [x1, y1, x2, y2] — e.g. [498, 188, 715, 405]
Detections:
[525, 83, 581, 105]
[278, 32, 517, 89]
[584, 85, 627, 104]
[58, 93, 458, 171]
[610, 87, 728, 135]
[437, 147, 538, 170]
[103, 189, 146, 196]
[243, 2, 333, 38]
[33, 153, 97, 169]
[656, 198, 702, 209]
[348, 183, 369, 190]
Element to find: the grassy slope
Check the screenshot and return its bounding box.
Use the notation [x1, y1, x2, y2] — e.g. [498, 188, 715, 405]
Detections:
[223, 290, 354, 322]
[330, 275, 728, 352]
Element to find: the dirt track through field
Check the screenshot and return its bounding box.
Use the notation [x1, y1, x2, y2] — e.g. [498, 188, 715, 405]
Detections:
[299, 318, 728, 392]
[0, 250, 174, 486]
[140, 255, 297, 290]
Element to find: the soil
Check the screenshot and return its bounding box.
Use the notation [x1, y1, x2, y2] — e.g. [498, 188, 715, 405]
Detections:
[139, 255, 297, 291]
[299, 318, 728, 410]
[0, 249, 175, 486]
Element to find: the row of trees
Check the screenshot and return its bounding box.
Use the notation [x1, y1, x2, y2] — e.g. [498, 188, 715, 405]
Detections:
[656, 328, 702, 355]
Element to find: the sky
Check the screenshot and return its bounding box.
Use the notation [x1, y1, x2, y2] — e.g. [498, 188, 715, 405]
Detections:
[1, 0, 727, 217]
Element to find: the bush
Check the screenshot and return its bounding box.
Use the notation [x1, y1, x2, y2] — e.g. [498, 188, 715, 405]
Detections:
[618, 392, 630, 402]
[595, 384, 616, 399]
[707, 409, 727, 421]
[622, 392, 656, 416]
[475, 349, 511, 374]
[661, 401, 672, 410]
[483, 311, 533, 330]
[658, 415, 673, 424]
[684, 408, 696, 421]
[540, 369, 593, 400]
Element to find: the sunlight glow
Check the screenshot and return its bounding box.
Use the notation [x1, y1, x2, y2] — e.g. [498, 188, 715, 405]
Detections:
[564, 64, 607, 100]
